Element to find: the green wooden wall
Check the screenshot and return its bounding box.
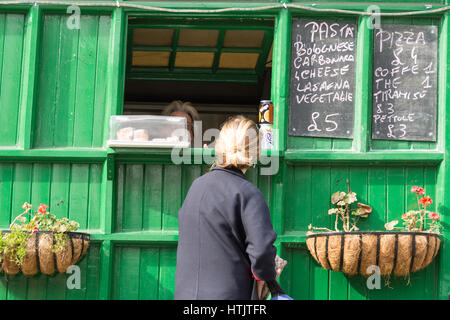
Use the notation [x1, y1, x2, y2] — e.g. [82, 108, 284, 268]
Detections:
[0, 0, 449, 300]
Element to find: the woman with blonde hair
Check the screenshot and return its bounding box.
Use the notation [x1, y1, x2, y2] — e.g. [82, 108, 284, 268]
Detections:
[174, 115, 285, 300]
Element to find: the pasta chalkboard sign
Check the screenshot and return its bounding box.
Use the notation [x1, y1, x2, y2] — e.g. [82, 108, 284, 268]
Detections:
[372, 24, 438, 141]
[289, 19, 357, 138]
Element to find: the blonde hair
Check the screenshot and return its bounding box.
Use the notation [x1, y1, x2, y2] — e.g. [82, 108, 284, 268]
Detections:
[162, 100, 200, 121]
[214, 115, 259, 169]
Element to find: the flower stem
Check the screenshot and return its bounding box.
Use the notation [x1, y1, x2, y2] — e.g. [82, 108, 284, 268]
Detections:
[9, 208, 31, 229]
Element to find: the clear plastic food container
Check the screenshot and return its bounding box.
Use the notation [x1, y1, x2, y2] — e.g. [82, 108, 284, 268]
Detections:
[107, 115, 190, 148]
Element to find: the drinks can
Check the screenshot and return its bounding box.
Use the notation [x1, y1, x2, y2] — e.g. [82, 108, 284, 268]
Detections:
[259, 100, 273, 125]
[260, 124, 273, 150]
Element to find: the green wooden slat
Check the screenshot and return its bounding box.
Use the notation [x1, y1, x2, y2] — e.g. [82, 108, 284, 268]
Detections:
[73, 16, 99, 147]
[0, 163, 13, 228]
[285, 165, 311, 231]
[0, 13, 24, 147]
[98, 240, 114, 299]
[347, 167, 370, 300]
[143, 164, 163, 231]
[162, 165, 181, 231]
[14, 5, 40, 148]
[423, 166, 438, 299]
[10, 163, 32, 226]
[45, 273, 67, 300]
[85, 244, 101, 299]
[114, 246, 140, 299]
[92, 15, 111, 147]
[115, 163, 125, 232]
[328, 167, 349, 300]
[87, 164, 103, 230]
[50, 163, 70, 219]
[103, 7, 126, 138]
[31, 163, 51, 209]
[53, 14, 78, 148]
[69, 164, 90, 230]
[25, 275, 46, 300]
[34, 14, 60, 148]
[281, 248, 310, 299]
[123, 164, 144, 231]
[310, 166, 330, 299]
[272, 9, 290, 151]
[436, 11, 449, 300]
[353, 16, 372, 153]
[0, 14, 5, 108]
[6, 274, 28, 300]
[157, 246, 176, 300]
[138, 247, 160, 299]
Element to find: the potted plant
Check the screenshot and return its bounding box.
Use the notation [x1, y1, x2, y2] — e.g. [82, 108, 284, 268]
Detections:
[306, 181, 441, 278]
[0, 203, 90, 276]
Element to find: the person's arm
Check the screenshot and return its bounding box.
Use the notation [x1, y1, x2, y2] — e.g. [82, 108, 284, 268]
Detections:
[241, 189, 277, 282]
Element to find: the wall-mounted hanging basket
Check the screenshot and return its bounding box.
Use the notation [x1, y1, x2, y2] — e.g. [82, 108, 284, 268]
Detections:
[0, 231, 90, 276]
[306, 231, 440, 277]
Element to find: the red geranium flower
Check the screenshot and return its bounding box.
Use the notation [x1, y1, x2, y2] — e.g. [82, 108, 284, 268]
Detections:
[419, 196, 433, 208]
[38, 203, 49, 214]
[428, 212, 440, 220]
[411, 186, 425, 195]
[31, 227, 39, 235]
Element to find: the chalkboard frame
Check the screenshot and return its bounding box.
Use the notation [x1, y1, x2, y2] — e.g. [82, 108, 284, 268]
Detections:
[371, 22, 439, 143]
[288, 17, 359, 140]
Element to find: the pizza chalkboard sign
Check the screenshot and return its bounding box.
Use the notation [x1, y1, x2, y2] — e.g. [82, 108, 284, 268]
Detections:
[372, 24, 438, 141]
[289, 19, 357, 138]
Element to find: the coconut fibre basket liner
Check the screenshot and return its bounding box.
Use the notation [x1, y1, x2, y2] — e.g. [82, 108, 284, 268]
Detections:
[306, 231, 440, 277]
[1, 231, 90, 276]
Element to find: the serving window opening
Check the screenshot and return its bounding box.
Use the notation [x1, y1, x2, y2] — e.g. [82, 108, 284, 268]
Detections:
[122, 18, 274, 148]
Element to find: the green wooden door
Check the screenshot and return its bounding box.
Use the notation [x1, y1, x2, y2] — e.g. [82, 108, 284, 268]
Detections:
[0, 1, 448, 300]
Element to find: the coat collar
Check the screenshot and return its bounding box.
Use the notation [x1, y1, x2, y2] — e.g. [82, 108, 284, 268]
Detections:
[211, 166, 247, 180]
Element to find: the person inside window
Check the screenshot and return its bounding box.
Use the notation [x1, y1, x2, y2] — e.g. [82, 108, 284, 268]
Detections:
[162, 100, 200, 145]
[174, 115, 285, 300]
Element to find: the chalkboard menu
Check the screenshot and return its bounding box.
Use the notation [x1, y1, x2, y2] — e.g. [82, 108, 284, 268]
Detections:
[372, 24, 438, 141]
[289, 19, 357, 138]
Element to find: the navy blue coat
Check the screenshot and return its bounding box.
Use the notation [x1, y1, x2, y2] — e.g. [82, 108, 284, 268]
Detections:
[174, 166, 277, 300]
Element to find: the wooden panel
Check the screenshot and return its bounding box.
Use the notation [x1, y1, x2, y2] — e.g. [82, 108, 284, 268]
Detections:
[133, 28, 174, 46]
[34, 14, 111, 148]
[112, 245, 176, 300]
[223, 30, 265, 48]
[286, 165, 437, 231]
[0, 162, 103, 231]
[115, 163, 272, 232]
[174, 52, 215, 68]
[0, 13, 25, 147]
[132, 51, 171, 67]
[279, 247, 311, 300]
[178, 29, 219, 47]
[219, 52, 259, 69]
[284, 164, 439, 299]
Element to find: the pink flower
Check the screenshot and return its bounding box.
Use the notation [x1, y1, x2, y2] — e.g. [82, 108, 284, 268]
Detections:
[22, 202, 31, 209]
[411, 186, 425, 195]
[428, 212, 440, 220]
